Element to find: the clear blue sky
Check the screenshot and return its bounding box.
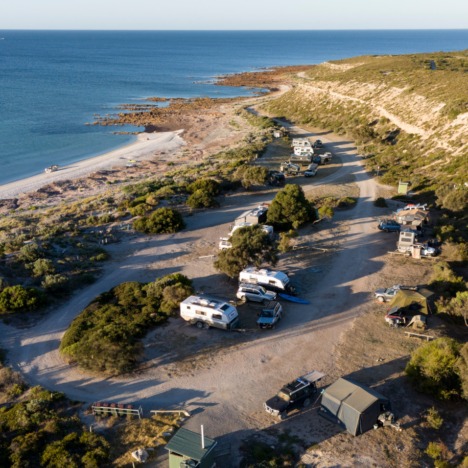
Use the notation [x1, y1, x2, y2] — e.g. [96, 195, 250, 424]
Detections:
[2, 0, 467, 30]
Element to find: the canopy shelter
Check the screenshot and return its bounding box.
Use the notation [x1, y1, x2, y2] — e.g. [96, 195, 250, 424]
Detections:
[320, 378, 391, 436]
[388, 288, 434, 314]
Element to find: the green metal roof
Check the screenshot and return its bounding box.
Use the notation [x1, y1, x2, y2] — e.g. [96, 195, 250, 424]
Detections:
[165, 427, 217, 462]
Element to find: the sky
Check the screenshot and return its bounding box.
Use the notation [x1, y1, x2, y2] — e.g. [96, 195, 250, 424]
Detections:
[1, 0, 468, 30]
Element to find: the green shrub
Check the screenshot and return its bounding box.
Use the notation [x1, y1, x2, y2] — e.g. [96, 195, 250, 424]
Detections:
[278, 230, 297, 253]
[41, 274, 69, 292]
[267, 184, 314, 229]
[215, 225, 277, 278]
[430, 262, 467, 298]
[187, 178, 220, 196]
[129, 203, 151, 217]
[133, 207, 185, 234]
[319, 205, 334, 219]
[374, 197, 388, 207]
[0, 286, 45, 314]
[31, 258, 55, 277]
[59, 274, 193, 375]
[186, 189, 218, 209]
[426, 407, 444, 430]
[405, 337, 463, 400]
[234, 165, 268, 189]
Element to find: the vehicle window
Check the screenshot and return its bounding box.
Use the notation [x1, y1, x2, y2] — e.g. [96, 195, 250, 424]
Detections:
[197, 310, 206, 316]
[268, 280, 276, 285]
[277, 391, 290, 402]
[220, 304, 230, 311]
[212, 314, 222, 320]
[186, 306, 191, 310]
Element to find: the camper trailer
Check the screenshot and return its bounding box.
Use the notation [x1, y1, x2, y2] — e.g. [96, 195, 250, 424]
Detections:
[180, 295, 239, 330]
[239, 267, 292, 293]
[290, 153, 313, 165]
[234, 205, 268, 226]
[293, 146, 314, 156]
[291, 138, 311, 148]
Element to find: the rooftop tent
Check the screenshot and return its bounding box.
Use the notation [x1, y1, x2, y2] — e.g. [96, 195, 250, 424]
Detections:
[320, 378, 390, 436]
[388, 288, 434, 314]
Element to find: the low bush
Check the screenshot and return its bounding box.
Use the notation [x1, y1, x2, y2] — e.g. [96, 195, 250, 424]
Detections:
[59, 274, 193, 375]
[187, 178, 220, 196]
[0, 285, 45, 314]
[405, 337, 464, 400]
[374, 197, 388, 207]
[133, 207, 185, 234]
[430, 262, 467, 298]
[186, 190, 218, 209]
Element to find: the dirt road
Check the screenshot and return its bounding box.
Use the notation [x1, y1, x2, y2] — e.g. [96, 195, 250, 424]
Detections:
[0, 125, 391, 460]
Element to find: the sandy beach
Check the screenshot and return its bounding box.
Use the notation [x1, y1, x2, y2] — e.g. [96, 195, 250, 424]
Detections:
[0, 130, 186, 200]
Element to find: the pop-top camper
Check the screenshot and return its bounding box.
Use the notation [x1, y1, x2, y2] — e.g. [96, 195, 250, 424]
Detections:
[180, 295, 239, 330]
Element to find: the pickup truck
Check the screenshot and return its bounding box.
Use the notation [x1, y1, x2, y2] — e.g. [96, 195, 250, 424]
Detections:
[264, 370, 325, 419]
[312, 152, 332, 165]
[257, 301, 282, 329]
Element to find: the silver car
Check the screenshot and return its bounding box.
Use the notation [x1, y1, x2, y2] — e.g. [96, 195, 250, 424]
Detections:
[236, 283, 277, 303]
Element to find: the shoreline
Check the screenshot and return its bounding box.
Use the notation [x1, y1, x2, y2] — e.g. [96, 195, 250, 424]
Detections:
[0, 131, 186, 200]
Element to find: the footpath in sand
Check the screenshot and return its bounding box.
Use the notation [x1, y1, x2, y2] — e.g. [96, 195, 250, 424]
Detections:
[0, 121, 391, 462]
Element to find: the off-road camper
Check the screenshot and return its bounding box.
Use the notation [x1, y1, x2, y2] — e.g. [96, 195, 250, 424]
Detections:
[180, 295, 239, 330]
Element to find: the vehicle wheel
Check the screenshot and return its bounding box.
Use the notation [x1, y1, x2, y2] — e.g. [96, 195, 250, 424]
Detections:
[278, 412, 286, 421]
[303, 398, 311, 408]
[384, 229, 389, 233]
[195, 321, 204, 329]
[377, 296, 385, 303]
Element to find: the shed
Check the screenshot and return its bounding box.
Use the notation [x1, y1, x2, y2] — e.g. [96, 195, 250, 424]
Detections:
[388, 288, 434, 314]
[320, 378, 390, 436]
[165, 427, 217, 468]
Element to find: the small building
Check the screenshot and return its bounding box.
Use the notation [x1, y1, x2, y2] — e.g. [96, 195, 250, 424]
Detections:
[166, 427, 217, 468]
[320, 378, 391, 436]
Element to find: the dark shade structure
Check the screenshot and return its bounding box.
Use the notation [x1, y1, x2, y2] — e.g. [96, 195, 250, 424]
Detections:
[320, 378, 391, 436]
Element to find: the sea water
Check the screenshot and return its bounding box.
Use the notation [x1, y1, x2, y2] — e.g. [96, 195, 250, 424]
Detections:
[1, 30, 467, 185]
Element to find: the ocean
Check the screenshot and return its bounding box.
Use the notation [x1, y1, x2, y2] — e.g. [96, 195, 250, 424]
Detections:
[1, 30, 467, 185]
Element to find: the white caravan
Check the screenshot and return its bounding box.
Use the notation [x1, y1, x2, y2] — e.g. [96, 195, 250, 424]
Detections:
[239, 267, 292, 293]
[180, 295, 239, 330]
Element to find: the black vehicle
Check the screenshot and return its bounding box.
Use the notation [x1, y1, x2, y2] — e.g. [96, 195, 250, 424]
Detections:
[312, 139, 323, 149]
[268, 170, 286, 186]
[264, 371, 325, 419]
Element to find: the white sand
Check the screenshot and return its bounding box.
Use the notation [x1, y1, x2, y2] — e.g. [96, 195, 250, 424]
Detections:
[0, 131, 185, 200]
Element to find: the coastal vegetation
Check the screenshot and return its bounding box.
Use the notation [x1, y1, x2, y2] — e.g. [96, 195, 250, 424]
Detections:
[59, 273, 193, 375]
[215, 225, 278, 278]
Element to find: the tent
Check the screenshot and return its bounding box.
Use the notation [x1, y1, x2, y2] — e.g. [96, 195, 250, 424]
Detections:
[388, 288, 434, 314]
[320, 378, 390, 436]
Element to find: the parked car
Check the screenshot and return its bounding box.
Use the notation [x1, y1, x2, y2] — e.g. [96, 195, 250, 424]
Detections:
[374, 284, 418, 302]
[312, 139, 323, 149]
[378, 219, 401, 232]
[264, 371, 325, 419]
[236, 283, 277, 303]
[304, 163, 318, 177]
[420, 244, 439, 257]
[257, 301, 283, 329]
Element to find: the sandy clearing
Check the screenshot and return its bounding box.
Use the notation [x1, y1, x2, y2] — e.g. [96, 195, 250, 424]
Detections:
[0, 131, 185, 199]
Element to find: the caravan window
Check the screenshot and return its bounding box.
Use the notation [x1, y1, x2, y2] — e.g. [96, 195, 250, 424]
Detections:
[212, 313, 222, 320]
[220, 304, 230, 311]
[196, 310, 206, 316]
[268, 280, 276, 285]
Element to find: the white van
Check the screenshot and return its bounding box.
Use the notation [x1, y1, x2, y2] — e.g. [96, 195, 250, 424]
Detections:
[180, 295, 239, 330]
[239, 267, 292, 293]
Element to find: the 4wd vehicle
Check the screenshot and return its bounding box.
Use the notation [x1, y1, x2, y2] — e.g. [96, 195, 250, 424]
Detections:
[304, 163, 318, 177]
[312, 139, 323, 149]
[378, 219, 401, 232]
[257, 301, 282, 329]
[264, 370, 325, 419]
[237, 283, 277, 303]
[267, 170, 285, 186]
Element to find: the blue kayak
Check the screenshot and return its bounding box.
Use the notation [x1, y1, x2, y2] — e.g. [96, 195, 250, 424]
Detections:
[279, 293, 310, 304]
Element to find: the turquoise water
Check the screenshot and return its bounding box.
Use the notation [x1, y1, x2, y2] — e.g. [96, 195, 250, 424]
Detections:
[1, 30, 467, 185]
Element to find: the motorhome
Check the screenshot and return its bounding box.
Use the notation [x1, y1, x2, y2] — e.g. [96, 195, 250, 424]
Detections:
[239, 267, 292, 293]
[180, 295, 239, 330]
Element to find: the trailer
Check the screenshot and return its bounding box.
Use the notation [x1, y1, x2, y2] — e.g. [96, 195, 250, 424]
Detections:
[180, 295, 239, 330]
[239, 267, 292, 293]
